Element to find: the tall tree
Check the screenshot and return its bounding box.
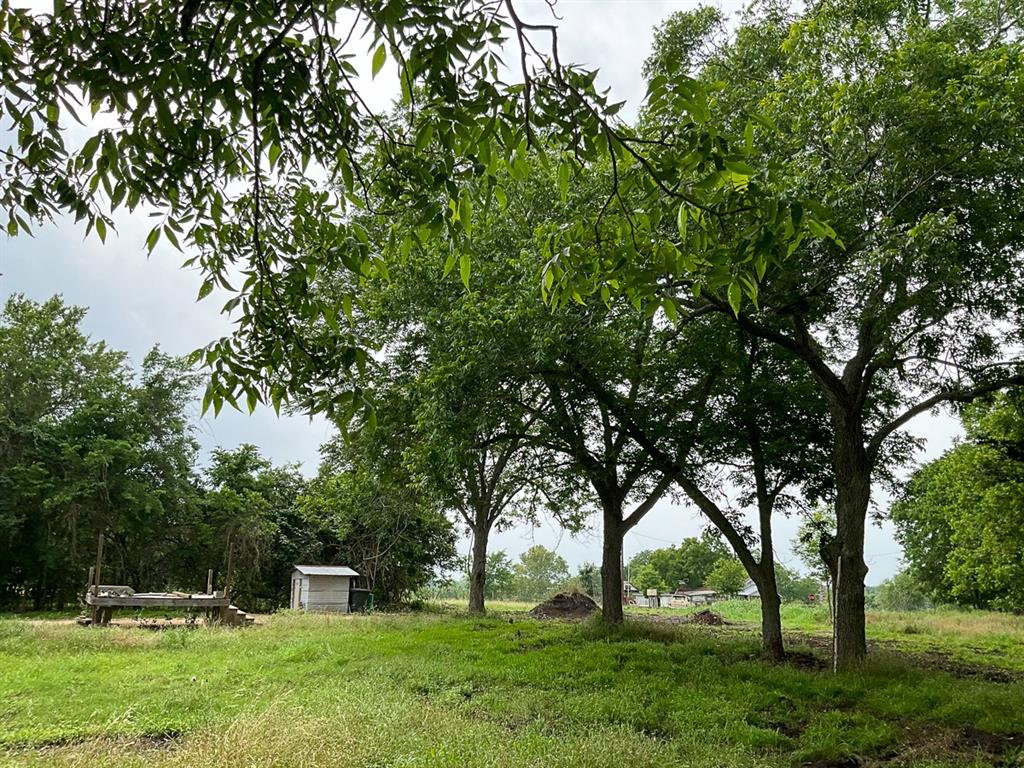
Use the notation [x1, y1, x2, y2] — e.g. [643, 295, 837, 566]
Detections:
[348, 168, 588, 614]
[554, 0, 1024, 667]
[305, 402, 459, 605]
[571, 317, 832, 658]
[512, 545, 569, 602]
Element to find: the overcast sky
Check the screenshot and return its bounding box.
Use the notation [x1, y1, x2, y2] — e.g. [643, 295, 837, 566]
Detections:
[0, 0, 962, 584]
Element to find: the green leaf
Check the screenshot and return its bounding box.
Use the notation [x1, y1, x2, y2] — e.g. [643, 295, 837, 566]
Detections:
[662, 297, 678, 324]
[145, 226, 160, 253]
[459, 251, 471, 289]
[163, 224, 181, 251]
[676, 202, 687, 241]
[558, 161, 570, 203]
[201, 386, 214, 417]
[724, 158, 755, 177]
[443, 251, 457, 277]
[754, 254, 767, 281]
[268, 143, 282, 168]
[458, 191, 472, 235]
[744, 121, 754, 153]
[95, 217, 106, 243]
[82, 135, 101, 161]
[372, 43, 387, 78]
[197, 280, 214, 300]
[246, 389, 258, 413]
[727, 280, 742, 316]
[414, 121, 433, 151]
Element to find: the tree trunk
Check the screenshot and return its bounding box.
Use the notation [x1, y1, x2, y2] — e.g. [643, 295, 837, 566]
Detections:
[751, 567, 785, 661]
[467, 513, 490, 615]
[600, 505, 625, 623]
[831, 418, 872, 669]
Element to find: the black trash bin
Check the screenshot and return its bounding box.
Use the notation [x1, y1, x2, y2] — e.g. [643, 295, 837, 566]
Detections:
[349, 588, 372, 613]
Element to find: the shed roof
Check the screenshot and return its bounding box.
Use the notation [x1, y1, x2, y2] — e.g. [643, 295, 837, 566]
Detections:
[293, 565, 359, 577]
[738, 579, 760, 596]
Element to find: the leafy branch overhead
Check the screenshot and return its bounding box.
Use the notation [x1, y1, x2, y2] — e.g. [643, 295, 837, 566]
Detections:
[0, 0, 831, 421]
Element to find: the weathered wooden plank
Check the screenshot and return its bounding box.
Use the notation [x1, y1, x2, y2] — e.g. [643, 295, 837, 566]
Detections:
[85, 594, 230, 608]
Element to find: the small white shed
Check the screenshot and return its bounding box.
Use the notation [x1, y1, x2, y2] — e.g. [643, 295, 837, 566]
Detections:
[290, 565, 359, 612]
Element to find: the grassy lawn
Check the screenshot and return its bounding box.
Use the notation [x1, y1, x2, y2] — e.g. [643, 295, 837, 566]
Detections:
[1, 609, 1022, 767]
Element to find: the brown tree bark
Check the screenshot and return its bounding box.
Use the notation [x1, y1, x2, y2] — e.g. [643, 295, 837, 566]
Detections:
[747, 565, 784, 661]
[829, 413, 871, 668]
[467, 510, 490, 614]
[600, 507, 625, 623]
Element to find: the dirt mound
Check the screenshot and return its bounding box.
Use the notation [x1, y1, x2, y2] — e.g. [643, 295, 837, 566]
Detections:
[687, 609, 729, 626]
[528, 591, 599, 620]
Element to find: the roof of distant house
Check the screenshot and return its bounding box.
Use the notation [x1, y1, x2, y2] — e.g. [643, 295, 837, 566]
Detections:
[738, 579, 760, 596]
[293, 565, 359, 577]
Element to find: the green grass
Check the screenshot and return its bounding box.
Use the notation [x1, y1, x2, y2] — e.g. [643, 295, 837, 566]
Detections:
[1, 609, 1022, 767]
[444, 597, 1024, 671]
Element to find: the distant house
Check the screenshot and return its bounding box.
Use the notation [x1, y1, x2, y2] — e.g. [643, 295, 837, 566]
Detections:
[681, 586, 717, 605]
[737, 579, 761, 600]
[655, 593, 676, 608]
[290, 565, 359, 612]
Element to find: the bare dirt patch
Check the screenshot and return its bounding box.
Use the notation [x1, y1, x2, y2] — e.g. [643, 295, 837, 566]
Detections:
[633, 609, 732, 627]
[528, 591, 599, 620]
[878, 725, 1024, 767]
[789, 631, 1024, 683]
[797, 725, 1024, 768]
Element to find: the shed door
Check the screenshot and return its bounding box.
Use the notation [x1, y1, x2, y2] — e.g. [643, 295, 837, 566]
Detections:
[290, 577, 301, 609]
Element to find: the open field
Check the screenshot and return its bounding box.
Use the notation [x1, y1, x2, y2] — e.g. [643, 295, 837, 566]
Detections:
[1, 608, 1023, 768]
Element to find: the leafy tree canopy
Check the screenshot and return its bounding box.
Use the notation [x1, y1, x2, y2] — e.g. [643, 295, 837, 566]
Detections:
[893, 392, 1024, 612]
[706, 558, 748, 595]
[875, 569, 932, 612]
[2, 0, 829, 424]
[512, 544, 569, 602]
[627, 533, 730, 591]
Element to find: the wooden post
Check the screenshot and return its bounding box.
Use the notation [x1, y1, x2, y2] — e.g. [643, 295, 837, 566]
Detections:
[224, 544, 234, 600]
[205, 568, 215, 623]
[93, 533, 104, 595]
[86, 567, 94, 624]
[90, 534, 104, 626]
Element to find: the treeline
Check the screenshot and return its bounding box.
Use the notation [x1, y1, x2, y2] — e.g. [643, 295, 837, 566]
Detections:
[627, 535, 820, 603]
[0, 296, 456, 611]
[430, 546, 595, 603]
[893, 393, 1024, 614]
[435, 536, 825, 606]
